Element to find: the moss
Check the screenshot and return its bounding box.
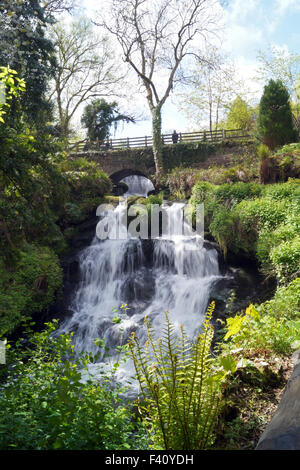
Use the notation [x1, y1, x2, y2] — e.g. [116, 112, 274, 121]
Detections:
[0, 244, 63, 336]
[102, 195, 122, 205]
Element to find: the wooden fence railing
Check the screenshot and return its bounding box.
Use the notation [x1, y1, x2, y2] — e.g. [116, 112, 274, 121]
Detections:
[69, 128, 251, 152]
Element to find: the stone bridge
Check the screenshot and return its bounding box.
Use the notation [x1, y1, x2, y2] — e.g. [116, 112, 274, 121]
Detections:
[69, 140, 254, 184]
[69, 147, 156, 183]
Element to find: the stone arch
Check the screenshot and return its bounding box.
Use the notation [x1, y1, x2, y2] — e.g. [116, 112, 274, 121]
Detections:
[109, 169, 150, 185]
[109, 169, 155, 196]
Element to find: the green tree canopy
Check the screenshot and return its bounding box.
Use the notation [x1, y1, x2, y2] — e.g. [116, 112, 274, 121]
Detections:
[81, 99, 135, 142]
[225, 96, 255, 131]
[258, 79, 298, 150]
[0, 0, 57, 124]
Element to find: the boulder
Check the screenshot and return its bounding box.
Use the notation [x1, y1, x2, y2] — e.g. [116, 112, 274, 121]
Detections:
[256, 350, 300, 450]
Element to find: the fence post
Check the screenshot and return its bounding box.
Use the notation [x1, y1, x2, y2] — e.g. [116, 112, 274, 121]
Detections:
[179, 132, 182, 142]
[145, 136, 147, 147]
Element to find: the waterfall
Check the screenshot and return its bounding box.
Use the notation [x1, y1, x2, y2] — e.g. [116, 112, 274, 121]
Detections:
[58, 176, 223, 388]
[120, 175, 155, 197]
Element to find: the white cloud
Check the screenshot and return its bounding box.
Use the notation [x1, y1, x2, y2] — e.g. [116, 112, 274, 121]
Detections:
[275, 0, 300, 15]
[222, 0, 265, 57]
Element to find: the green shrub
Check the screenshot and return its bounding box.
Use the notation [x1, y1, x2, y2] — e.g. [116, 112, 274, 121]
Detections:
[64, 202, 83, 223]
[275, 142, 300, 156]
[0, 244, 62, 335]
[208, 197, 288, 256]
[259, 278, 300, 320]
[257, 213, 300, 272]
[146, 194, 163, 206]
[257, 144, 271, 160]
[236, 197, 287, 231]
[222, 168, 241, 183]
[191, 181, 215, 204]
[214, 182, 262, 206]
[223, 304, 300, 355]
[0, 322, 148, 450]
[209, 207, 236, 255]
[270, 236, 300, 283]
[191, 180, 299, 282]
[263, 180, 300, 200]
[167, 167, 197, 197]
[257, 79, 298, 149]
[59, 158, 112, 224]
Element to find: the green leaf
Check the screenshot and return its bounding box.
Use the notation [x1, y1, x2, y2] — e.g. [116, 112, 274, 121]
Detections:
[220, 355, 237, 373]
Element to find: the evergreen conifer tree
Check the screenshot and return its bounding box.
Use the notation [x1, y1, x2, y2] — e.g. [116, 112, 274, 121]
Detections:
[258, 79, 298, 149]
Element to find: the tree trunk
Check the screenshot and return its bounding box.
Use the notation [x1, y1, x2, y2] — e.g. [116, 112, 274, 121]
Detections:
[151, 105, 164, 175]
[209, 100, 212, 132]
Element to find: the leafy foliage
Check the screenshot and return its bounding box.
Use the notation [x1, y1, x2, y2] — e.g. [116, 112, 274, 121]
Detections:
[0, 0, 57, 124]
[81, 99, 134, 142]
[223, 300, 300, 355]
[0, 66, 26, 122]
[0, 70, 112, 334]
[259, 278, 300, 321]
[225, 96, 255, 131]
[257, 143, 271, 160]
[0, 244, 62, 336]
[191, 178, 300, 282]
[0, 71, 68, 259]
[129, 303, 235, 450]
[0, 322, 148, 449]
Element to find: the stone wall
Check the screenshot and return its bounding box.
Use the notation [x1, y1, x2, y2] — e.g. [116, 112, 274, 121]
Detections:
[69, 141, 254, 180]
[69, 147, 155, 178]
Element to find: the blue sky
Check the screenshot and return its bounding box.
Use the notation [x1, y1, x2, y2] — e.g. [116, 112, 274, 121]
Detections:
[81, 0, 300, 138]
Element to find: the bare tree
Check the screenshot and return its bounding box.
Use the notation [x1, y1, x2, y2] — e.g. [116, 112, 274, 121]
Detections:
[43, 0, 75, 15]
[257, 45, 300, 128]
[178, 46, 247, 131]
[48, 16, 123, 140]
[98, 0, 223, 174]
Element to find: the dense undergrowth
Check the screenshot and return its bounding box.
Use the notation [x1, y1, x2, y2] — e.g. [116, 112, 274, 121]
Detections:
[166, 142, 300, 198]
[0, 322, 148, 450]
[0, 157, 111, 335]
[191, 178, 300, 282]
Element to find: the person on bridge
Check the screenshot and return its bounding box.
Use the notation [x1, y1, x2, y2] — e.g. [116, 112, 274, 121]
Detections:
[172, 130, 179, 144]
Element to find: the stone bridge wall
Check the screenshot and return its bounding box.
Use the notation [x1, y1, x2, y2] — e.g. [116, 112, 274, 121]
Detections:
[69, 141, 254, 180]
[69, 147, 156, 179]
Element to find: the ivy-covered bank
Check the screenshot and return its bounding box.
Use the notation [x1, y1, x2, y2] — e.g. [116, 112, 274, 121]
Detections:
[0, 156, 111, 335]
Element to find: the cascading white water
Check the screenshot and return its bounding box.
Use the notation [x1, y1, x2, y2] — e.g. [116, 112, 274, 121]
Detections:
[58, 176, 222, 387]
[120, 174, 155, 197]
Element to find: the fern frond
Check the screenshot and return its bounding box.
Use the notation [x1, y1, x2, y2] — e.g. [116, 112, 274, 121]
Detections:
[128, 301, 229, 450]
